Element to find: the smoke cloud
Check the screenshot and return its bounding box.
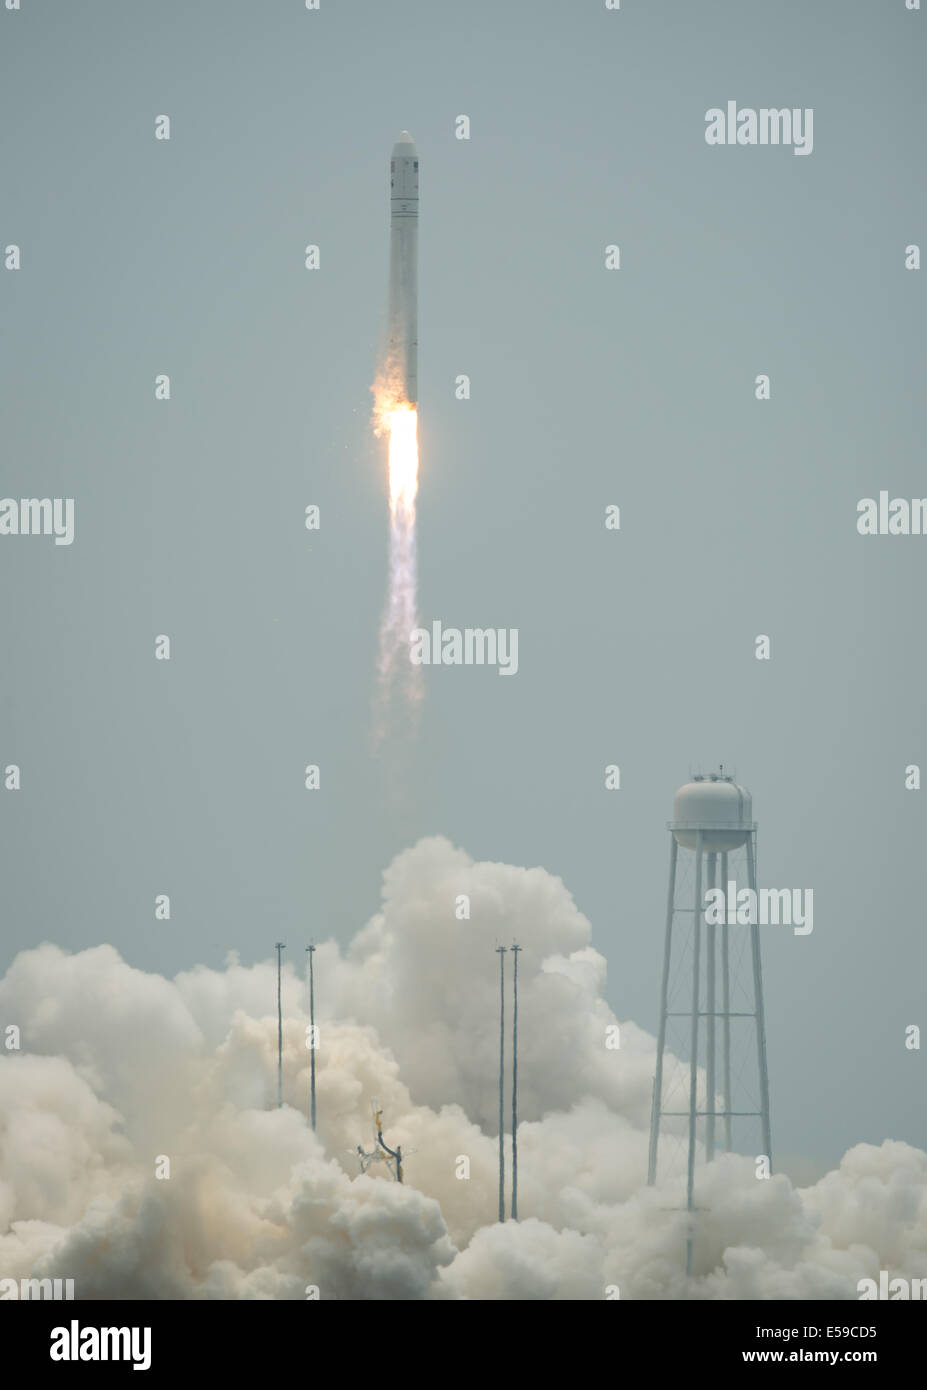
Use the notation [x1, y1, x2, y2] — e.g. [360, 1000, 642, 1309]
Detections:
[1, 837, 924, 1300]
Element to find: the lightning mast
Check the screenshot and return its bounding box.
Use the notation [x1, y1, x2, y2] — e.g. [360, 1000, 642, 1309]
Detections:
[306, 944, 317, 1130]
[496, 944, 506, 1223]
[275, 941, 286, 1109]
[511, 942, 521, 1220]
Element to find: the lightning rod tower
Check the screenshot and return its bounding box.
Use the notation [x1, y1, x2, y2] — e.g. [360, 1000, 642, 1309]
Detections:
[275, 941, 286, 1109]
[511, 943, 521, 1220]
[496, 945, 506, 1224]
[306, 944, 317, 1130]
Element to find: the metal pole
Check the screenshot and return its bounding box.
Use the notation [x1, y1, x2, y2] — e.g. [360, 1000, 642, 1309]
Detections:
[685, 833, 703, 1277]
[746, 831, 772, 1169]
[275, 942, 286, 1109]
[377, 1121, 403, 1184]
[511, 944, 520, 1220]
[648, 835, 678, 1185]
[706, 852, 717, 1162]
[721, 851, 732, 1152]
[496, 946, 506, 1223]
[306, 945, 317, 1131]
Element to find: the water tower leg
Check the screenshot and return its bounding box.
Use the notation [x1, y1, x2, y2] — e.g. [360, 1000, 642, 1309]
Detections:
[685, 832, 703, 1276]
[648, 835, 677, 1185]
[706, 851, 717, 1162]
[721, 850, 732, 1153]
[746, 832, 772, 1170]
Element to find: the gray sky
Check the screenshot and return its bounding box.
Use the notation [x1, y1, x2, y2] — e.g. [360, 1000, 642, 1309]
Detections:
[1, 0, 924, 1173]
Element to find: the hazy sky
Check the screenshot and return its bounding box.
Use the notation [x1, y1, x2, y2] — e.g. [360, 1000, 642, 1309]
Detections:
[1, 0, 924, 1173]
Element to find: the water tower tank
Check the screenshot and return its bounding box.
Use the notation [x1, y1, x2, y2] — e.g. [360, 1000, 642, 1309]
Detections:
[671, 773, 752, 851]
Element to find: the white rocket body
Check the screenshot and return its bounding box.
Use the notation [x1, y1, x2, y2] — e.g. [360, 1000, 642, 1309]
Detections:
[388, 131, 419, 406]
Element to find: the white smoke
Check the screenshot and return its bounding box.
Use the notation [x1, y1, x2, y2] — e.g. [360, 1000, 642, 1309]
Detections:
[1, 836, 924, 1300]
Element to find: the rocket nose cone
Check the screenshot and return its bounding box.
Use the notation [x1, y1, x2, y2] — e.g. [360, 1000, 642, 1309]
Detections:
[392, 130, 416, 154]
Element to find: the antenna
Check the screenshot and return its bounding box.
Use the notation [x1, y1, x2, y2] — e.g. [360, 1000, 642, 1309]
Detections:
[306, 944, 317, 1131]
[496, 945, 507, 1223]
[510, 943, 521, 1220]
[275, 942, 286, 1109]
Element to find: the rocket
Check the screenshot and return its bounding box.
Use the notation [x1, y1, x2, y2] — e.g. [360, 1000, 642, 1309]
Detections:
[388, 131, 419, 406]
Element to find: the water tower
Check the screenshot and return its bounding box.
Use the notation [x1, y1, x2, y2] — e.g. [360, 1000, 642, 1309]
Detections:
[647, 770, 772, 1272]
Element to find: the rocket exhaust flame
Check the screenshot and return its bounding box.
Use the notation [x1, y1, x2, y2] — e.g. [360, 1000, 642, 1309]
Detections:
[385, 405, 418, 512]
[375, 401, 422, 727]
